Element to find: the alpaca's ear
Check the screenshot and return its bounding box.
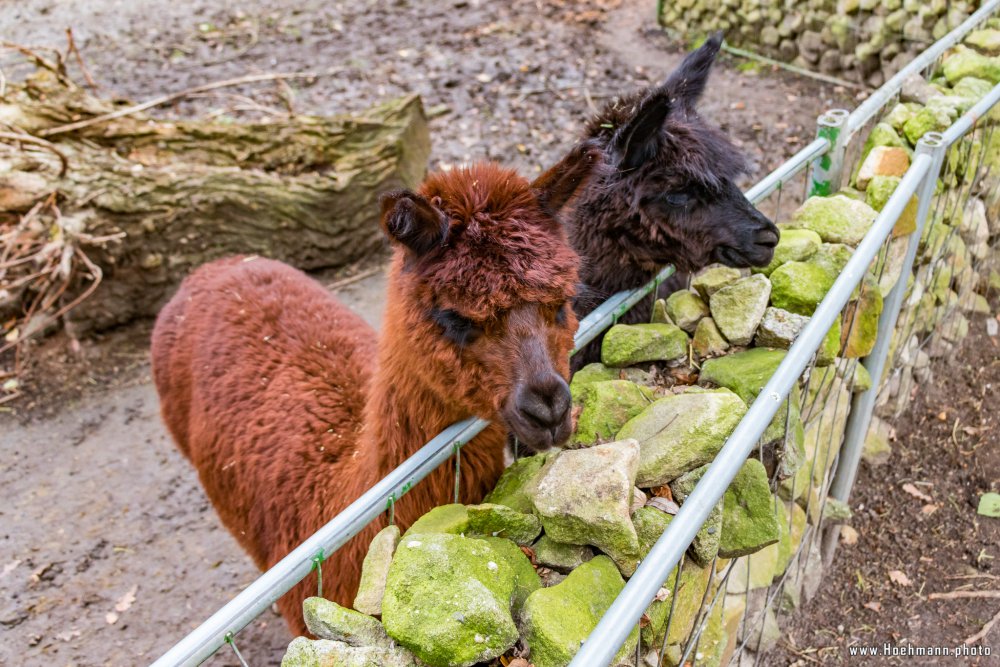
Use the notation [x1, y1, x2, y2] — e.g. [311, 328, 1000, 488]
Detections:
[531, 139, 604, 214]
[379, 190, 449, 256]
[663, 31, 723, 111]
[614, 89, 672, 173]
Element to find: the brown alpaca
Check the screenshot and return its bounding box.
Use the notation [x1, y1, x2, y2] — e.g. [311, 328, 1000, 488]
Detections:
[561, 33, 779, 365]
[150, 145, 600, 636]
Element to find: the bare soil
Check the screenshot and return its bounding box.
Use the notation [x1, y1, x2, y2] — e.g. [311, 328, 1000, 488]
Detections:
[775, 307, 1000, 666]
[0, 1, 861, 666]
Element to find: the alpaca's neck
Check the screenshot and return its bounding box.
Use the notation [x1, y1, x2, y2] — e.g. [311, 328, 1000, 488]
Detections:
[358, 288, 506, 514]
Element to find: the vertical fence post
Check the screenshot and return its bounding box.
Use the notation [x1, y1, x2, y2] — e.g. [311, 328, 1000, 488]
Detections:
[822, 132, 948, 564]
[808, 109, 850, 196]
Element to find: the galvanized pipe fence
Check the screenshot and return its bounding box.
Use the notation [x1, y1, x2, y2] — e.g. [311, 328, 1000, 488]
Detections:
[570, 84, 1000, 667]
[153, 5, 1000, 664]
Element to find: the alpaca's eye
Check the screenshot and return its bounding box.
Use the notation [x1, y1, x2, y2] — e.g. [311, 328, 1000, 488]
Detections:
[663, 192, 692, 207]
[554, 301, 569, 326]
[430, 307, 483, 347]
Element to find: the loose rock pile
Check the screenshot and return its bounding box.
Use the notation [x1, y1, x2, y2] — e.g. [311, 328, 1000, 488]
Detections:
[659, 2, 1000, 88]
[279, 33, 1000, 667]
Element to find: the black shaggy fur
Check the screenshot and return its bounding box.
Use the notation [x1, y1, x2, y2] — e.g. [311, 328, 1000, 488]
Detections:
[563, 33, 779, 366]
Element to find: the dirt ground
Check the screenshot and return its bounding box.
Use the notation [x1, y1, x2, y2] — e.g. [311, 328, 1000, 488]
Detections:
[773, 307, 1000, 666]
[1, 1, 868, 666]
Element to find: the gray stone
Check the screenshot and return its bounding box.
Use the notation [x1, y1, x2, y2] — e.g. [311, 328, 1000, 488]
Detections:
[755, 307, 809, 349]
[692, 317, 730, 357]
[665, 289, 710, 333]
[709, 274, 772, 345]
[354, 525, 400, 616]
[304, 597, 394, 648]
[691, 266, 742, 300]
[280, 637, 420, 667]
[530, 441, 642, 575]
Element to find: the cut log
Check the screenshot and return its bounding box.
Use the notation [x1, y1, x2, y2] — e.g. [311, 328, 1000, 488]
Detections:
[1, 70, 430, 338]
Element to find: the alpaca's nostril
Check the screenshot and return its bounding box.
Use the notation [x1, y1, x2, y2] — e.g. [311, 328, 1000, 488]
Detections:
[516, 375, 571, 430]
[755, 227, 779, 248]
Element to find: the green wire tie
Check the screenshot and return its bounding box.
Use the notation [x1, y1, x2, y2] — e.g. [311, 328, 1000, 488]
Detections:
[311, 550, 326, 598]
[386, 494, 396, 526]
[225, 632, 250, 667]
[453, 442, 462, 504]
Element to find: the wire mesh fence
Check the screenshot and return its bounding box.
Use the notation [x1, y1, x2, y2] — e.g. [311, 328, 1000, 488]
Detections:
[152, 6, 1000, 666]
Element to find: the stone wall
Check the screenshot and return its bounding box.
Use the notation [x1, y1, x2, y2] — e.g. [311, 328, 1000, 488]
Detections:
[659, 0, 985, 87]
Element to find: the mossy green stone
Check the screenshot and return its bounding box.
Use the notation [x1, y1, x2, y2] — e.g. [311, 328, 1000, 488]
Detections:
[650, 298, 672, 324]
[942, 45, 1000, 84]
[520, 557, 638, 667]
[789, 195, 877, 245]
[709, 274, 772, 346]
[769, 261, 835, 315]
[884, 104, 917, 133]
[280, 637, 419, 667]
[691, 266, 742, 300]
[353, 525, 400, 616]
[616, 388, 747, 487]
[483, 454, 549, 514]
[719, 459, 781, 558]
[402, 504, 469, 538]
[532, 535, 594, 572]
[665, 289, 710, 333]
[841, 282, 883, 358]
[754, 228, 822, 276]
[807, 243, 854, 276]
[530, 441, 641, 575]
[572, 380, 654, 447]
[966, 28, 1000, 54]
[477, 536, 542, 610]
[601, 323, 689, 367]
[670, 465, 722, 566]
[632, 506, 675, 559]
[467, 503, 542, 546]
[817, 318, 842, 366]
[303, 597, 394, 648]
[699, 348, 787, 404]
[692, 317, 729, 357]
[952, 76, 993, 101]
[382, 533, 533, 667]
[903, 107, 950, 145]
[641, 557, 712, 650]
[569, 363, 618, 404]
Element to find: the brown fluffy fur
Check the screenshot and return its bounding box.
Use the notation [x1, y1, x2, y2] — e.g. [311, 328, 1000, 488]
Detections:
[151, 154, 598, 636]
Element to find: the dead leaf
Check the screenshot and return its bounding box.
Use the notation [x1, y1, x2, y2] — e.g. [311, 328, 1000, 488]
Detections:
[922, 504, 939, 515]
[937, 411, 948, 421]
[639, 613, 651, 628]
[55, 629, 81, 642]
[889, 570, 912, 587]
[650, 485, 674, 501]
[1, 559, 21, 578]
[654, 586, 670, 602]
[105, 611, 119, 625]
[902, 483, 933, 503]
[863, 601, 882, 612]
[840, 525, 859, 546]
[114, 584, 137, 612]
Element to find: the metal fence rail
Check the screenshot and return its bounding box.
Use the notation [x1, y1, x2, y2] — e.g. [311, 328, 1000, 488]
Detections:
[153, 6, 999, 663]
[570, 81, 1000, 666]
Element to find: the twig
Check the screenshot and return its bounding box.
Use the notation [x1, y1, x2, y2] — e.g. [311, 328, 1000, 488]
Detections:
[38, 70, 339, 137]
[64, 28, 99, 90]
[0, 63, 6, 97]
[0, 129, 70, 176]
[928, 590, 1000, 601]
[720, 42, 867, 91]
[326, 266, 383, 290]
[964, 607, 1000, 645]
[946, 574, 1000, 581]
[0, 41, 73, 88]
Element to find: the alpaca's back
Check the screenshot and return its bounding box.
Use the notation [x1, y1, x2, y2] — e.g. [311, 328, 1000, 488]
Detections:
[151, 257, 379, 629]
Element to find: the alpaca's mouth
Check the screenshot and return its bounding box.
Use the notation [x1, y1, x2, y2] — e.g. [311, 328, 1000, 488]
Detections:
[501, 401, 573, 453]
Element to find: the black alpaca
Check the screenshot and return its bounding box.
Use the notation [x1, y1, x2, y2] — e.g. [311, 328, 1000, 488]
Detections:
[561, 33, 778, 365]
